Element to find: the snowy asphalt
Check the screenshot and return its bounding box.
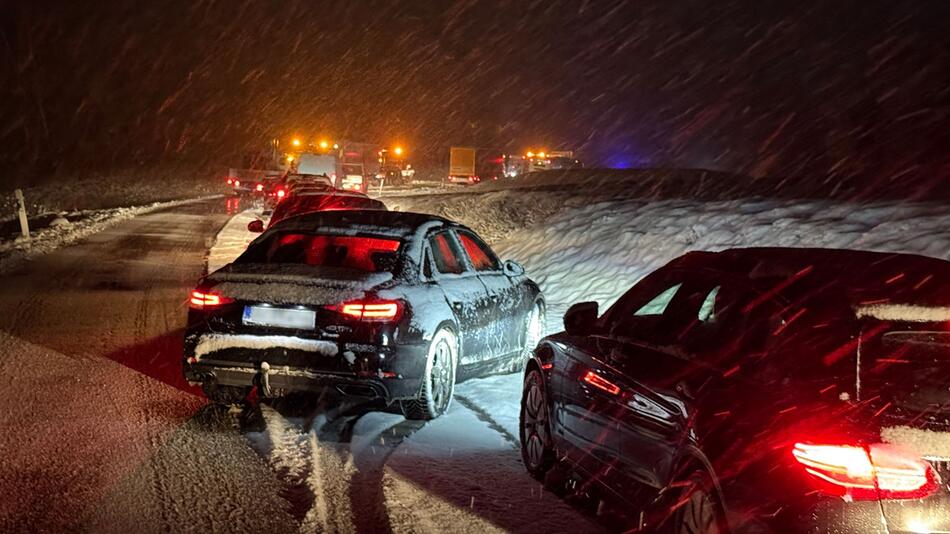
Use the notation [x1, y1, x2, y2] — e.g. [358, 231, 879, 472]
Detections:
[0, 197, 600, 533]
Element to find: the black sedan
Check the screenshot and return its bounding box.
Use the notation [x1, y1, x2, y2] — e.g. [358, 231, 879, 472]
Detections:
[521, 247, 950, 533]
[184, 210, 544, 420]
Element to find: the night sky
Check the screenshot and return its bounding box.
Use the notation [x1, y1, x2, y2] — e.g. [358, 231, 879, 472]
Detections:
[2, 0, 949, 185]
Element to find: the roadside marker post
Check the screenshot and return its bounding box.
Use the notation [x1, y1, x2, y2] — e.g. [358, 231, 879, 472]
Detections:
[14, 189, 30, 241]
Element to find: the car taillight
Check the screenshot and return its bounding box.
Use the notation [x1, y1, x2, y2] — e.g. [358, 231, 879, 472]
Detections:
[226, 178, 234, 185]
[329, 300, 402, 321]
[234, 180, 241, 187]
[582, 371, 621, 395]
[792, 442, 939, 500]
[189, 290, 234, 309]
[277, 189, 286, 199]
[256, 183, 264, 191]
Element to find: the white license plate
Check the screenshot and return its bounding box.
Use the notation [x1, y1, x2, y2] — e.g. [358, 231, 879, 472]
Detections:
[243, 306, 316, 330]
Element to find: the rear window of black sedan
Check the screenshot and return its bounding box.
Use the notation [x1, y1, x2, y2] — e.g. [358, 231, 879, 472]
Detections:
[238, 232, 403, 272]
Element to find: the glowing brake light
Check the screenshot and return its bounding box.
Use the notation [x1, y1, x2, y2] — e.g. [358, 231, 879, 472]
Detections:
[332, 300, 402, 321]
[189, 290, 234, 309]
[234, 180, 241, 187]
[276, 189, 286, 199]
[226, 178, 234, 185]
[582, 371, 620, 395]
[256, 183, 264, 192]
[792, 442, 939, 500]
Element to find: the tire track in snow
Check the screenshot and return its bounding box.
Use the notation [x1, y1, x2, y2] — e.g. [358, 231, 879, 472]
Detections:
[347, 417, 425, 534]
[453, 394, 519, 449]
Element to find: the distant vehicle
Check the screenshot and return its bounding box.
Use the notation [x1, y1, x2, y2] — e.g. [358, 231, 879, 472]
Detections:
[227, 168, 282, 194]
[339, 163, 366, 193]
[296, 153, 338, 184]
[521, 247, 950, 533]
[448, 146, 478, 184]
[185, 210, 545, 420]
[249, 191, 387, 231]
[284, 173, 334, 191]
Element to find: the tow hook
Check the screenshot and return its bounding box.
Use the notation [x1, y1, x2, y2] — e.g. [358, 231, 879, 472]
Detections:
[259, 361, 272, 397]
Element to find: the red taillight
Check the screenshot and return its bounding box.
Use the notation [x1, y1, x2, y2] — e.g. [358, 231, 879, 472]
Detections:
[276, 189, 286, 199]
[331, 300, 402, 321]
[582, 371, 621, 395]
[256, 183, 264, 191]
[792, 442, 939, 500]
[226, 178, 234, 185]
[189, 290, 234, 309]
[234, 180, 241, 187]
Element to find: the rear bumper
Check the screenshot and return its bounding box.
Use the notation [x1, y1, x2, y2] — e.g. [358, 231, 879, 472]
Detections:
[183, 339, 429, 403]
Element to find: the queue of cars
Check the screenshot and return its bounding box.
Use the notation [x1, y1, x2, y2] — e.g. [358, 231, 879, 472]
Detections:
[193, 179, 950, 531]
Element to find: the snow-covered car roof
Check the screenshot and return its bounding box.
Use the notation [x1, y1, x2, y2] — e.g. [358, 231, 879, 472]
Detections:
[264, 209, 457, 241]
[674, 247, 950, 308]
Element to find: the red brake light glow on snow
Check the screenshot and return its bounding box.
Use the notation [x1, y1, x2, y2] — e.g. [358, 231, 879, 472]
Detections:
[335, 300, 402, 321]
[583, 371, 620, 395]
[189, 290, 234, 309]
[792, 442, 939, 500]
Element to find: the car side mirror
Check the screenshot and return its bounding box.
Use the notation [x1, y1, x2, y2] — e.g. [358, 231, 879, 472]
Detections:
[247, 219, 264, 233]
[503, 260, 525, 277]
[564, 301, 598, 336]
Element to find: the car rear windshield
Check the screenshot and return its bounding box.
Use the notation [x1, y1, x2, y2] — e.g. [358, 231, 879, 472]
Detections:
[239, 233, 402, 272]
[342, 165, 362, 175]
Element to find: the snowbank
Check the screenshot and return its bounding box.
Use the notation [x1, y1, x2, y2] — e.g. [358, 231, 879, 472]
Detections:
[384, 172, 950, 333]
[206, 209, 266, 273]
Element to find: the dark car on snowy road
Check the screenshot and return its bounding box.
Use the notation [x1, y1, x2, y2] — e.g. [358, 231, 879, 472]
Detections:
[521, 247, 950, 533]
[247, 190, 387, 233]
[185, 210, 544, 420]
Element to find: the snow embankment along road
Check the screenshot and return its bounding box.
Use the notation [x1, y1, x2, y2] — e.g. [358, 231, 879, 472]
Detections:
[385, 179, 950, 332]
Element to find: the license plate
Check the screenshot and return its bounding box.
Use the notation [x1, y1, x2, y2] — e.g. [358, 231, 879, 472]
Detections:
[243, 306, 316, 330]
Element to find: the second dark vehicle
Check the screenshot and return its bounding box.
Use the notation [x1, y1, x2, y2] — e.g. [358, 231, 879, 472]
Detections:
[185, 210, 544, 420]
[522, 247, 950, 533]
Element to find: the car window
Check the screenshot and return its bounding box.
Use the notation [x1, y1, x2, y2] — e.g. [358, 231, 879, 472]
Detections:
[238, 233, 401, 272]
[697, 285, 720, 322]
[428, 232, 467, 275]
[457, 231, 500, 272]
[634, 283, 682, 316]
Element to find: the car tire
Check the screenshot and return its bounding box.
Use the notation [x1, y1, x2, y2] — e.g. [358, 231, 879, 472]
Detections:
[512, 300, 545, 373]
[662, 471, 728, 534]
[520, 368, 556, 480]
[400, 328, 457, 420]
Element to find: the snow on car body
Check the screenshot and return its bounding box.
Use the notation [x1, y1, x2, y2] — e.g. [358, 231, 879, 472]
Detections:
[184, 210, 544, 419]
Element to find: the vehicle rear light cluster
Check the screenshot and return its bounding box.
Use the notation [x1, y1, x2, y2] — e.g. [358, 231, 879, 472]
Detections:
[792, 442, 939, 500]
[256, 183, 264, 191]
[583, 371, 621, 395]
[328, 300, 402, 321]
[234, 180, 241, 187]
[276, 188, 286, 199]
[189, 290, 234, 309]
[226, 178, 234, 185]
